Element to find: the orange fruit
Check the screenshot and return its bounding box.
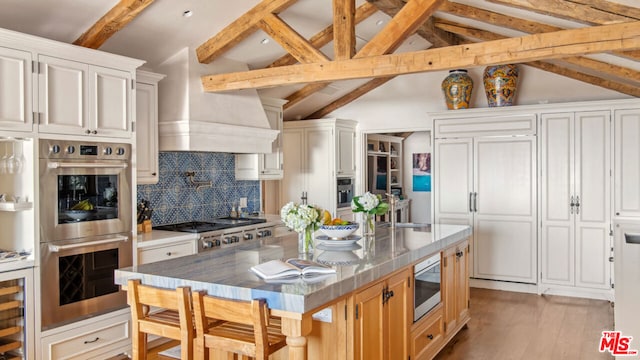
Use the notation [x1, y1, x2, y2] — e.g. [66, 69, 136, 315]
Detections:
[332, 218, 344, 225]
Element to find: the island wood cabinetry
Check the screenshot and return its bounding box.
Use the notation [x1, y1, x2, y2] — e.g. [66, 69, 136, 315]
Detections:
[135, 70, 165, 184]
[235, 98, 287, 180]
[353, 268, 410, 360]
[433, 113, 538, 285]
[280, 118, 356, 216]
[540, 111, 612, 294]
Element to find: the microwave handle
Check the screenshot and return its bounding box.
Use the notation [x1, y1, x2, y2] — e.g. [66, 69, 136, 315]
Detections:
[48, 236, 128, 252]
[47, 162, 128, 169]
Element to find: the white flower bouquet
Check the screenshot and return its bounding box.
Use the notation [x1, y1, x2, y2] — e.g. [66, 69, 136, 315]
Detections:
[351, 192, 389, 236]
[280, 202, 323, 253]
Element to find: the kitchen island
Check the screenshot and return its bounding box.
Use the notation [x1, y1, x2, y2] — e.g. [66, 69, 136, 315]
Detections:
[115, 223, 471, 360]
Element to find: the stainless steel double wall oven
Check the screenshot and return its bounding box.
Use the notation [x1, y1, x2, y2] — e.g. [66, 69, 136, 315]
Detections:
[39, 139, 133, 330]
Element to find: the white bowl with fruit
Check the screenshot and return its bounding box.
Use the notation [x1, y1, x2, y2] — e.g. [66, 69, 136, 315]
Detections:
[319, 211, 359, 239]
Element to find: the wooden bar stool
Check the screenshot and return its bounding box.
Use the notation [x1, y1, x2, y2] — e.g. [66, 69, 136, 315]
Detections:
[127, 279, 194, 360]
[192, 291, 287, 360]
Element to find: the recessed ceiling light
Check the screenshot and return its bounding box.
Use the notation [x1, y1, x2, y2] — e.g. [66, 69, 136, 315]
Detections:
[376, 20, 384, 26]
[260, 38, 270, 45]
[182, 10, 193, 18]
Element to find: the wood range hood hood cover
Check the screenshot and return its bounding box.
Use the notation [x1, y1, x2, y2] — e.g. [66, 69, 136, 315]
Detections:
[156, 47, 278, 154]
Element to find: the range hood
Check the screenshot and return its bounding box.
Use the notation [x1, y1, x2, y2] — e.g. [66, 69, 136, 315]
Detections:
[156, 47, 278, 153]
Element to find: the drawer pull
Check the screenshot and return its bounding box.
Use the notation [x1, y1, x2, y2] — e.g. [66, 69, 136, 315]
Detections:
[84, 337, 99, 344]
[427, 334, 434, 340]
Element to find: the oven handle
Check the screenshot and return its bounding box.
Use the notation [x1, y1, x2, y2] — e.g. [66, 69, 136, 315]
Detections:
[48, 236, 128, 252]
[47, 162, 128, 169]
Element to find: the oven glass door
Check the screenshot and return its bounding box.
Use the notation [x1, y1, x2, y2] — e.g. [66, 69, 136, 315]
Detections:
[414, 255, 441, 322]
[40, 159, 131, 241]
[40, 234, 132, 330]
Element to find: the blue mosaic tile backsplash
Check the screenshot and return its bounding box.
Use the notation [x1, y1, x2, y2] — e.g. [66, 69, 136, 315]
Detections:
[136, 152, 260, 226]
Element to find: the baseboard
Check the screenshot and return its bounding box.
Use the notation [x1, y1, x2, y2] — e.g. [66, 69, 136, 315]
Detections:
[538, 284, 614, 301]
[469, 278, 538, 294]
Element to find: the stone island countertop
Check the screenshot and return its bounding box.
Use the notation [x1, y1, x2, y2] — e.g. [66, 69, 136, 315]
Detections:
[115, 224, 470, 314]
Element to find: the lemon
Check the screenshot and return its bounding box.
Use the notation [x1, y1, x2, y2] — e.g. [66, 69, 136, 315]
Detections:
[322, 210, 332, 225]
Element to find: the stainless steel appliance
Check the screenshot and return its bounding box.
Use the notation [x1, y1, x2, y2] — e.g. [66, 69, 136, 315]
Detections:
[39, 139, 132, 241]
[337, 178, 354, 208]
[39, 139, 133, 330]
[153, 218, 274, 253]
[614, 222, 640, 352]
[414, 253, 441, 322]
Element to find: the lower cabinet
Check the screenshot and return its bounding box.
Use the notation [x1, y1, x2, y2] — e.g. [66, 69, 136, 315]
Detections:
[353, 268, 410, 360]
[40, 308, 131, 360]
[137, 239, 196, 265]
[443, 239, 470, 336]
[410, 304, 444, 360]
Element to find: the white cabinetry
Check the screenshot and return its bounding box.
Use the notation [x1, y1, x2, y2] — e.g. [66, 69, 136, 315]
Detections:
[281, 118, 357, 216]
[336, 125, 356, 178]
[433, 114, 537, 284]
[40, 308, 130, 360]
[37, 56, 132, 138]
[138, 239, 196, 265]
[135, 70, 165, 185]
[235, 98, 286, 180]
[0, 46, 32, 132]
[614, 108, 640, 218]
[540, 111, 611, 292]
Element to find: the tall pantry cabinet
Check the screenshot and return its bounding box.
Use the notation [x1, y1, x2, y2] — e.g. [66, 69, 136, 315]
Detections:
[433, 114, 538, 284]
[540, 111, 612, 293]
[280, 119, 356, 217]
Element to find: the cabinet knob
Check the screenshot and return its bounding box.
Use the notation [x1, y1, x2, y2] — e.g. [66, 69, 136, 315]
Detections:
[152, 172, 157, 176]
[616, 212, 620, 216]
[166, 252, 172, 256]
[85, 129, 91, 134]
[92, 130, 98, 135]
[427, 334, 434, 340]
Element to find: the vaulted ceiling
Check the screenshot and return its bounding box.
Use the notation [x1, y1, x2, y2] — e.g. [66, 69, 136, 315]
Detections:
[1, 0, 638, 121]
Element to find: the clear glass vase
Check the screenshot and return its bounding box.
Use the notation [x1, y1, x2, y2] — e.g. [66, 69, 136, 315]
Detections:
[298, 226, 314, 255]
[362, 213, 375, 237]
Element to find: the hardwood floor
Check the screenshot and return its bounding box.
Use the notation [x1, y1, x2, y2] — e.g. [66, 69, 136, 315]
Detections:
[435, 288, 614, 360]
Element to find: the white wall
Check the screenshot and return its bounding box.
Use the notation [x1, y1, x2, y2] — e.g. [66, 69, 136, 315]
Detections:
[403, 132, 431, 223]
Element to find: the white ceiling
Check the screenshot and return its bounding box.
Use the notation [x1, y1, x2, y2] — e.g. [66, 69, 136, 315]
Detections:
[0, 0, 638, 119]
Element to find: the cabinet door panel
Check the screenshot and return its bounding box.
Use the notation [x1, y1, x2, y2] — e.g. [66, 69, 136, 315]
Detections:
[434, 139, 473, 219]
[39, 56, 86, 134]
[385, 270, 409, 360]
[306, 128, 333, 212]
[337, 127, 355, 177]
[354, 282, 385, 360]
[281, 129, 305, 207]
[455, 241, 469, 322]
[576, 227, 609, 288]
[474, 219, 536, 283]
[261, 104, 283, 175]
[541, 225, 574, 284]
[0, 46, 32, 131]
[614, 109, 640, 218]
[91, 66, 130, 137]
[136, 82, 157, 184]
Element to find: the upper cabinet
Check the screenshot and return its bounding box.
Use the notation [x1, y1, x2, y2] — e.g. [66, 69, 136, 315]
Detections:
[614, 108, 640, 219]
[336, 125, 356, 178]
[0, 46, 32, 132]
[136, 70, 166, 185]
[235, 98, 287, 180]
[0, 27, 144, 137]
[37, 56, 132, 138]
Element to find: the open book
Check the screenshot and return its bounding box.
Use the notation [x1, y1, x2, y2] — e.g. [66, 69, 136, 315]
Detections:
[250, 259, 336, 280]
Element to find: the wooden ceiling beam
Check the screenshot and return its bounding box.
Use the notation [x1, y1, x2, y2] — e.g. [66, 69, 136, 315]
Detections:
[434, 19, 640, 85]
[358, 0, 445, 57]
[486, 0, 639, 24]
[268, 2, 377, 68]
[73, 0, 154, 49]
[201, 21, 640, 91]
[438, 1, 640, 62]
[333, 0, 356, 60]
[568, 0, 640, 20]
[258, 13, 330, 64]
[284, 83, 333, 110]
[196, 0, 299, 64]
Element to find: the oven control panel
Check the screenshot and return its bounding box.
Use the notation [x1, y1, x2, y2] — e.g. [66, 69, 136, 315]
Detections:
[40, 139, 130, 161]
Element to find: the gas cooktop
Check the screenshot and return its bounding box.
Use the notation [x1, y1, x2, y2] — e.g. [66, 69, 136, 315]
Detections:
[153, 218, 267, 233]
